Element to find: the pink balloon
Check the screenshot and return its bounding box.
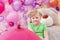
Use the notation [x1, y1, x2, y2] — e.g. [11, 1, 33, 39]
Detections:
[6, 12, 19, 26]
[24, 0, 34, 5]
[12, 1, 22, 12]
[20, 0, 25, 5]
[36, 0, 46, 5]
[0, 16, 4, 22]
[23, 13, 28, 25]
[0, 28, 42, 40]
[0, 2, 5, 14]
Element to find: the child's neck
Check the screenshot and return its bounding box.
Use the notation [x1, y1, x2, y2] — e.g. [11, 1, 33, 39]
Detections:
[35, 22, 40, 27]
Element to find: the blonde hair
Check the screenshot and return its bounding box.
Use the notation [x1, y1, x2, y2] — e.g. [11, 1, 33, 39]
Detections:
[28, 10, 42, 23]
[28, 9, 42, 18]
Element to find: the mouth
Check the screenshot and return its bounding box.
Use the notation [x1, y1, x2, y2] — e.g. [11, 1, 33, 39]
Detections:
[34, 20, 38, 22]
[33, 20, 39, 23]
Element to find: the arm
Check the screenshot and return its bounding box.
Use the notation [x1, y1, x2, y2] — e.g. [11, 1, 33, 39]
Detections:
[44, 30, 49, 40]
[43, 24, 49, 40]
[28, 26, 33, 31]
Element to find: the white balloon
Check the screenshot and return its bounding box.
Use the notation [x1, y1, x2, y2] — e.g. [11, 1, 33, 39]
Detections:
[0, 22, 7, 33]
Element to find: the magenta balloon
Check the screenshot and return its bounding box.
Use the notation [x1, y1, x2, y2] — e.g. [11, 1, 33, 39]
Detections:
[0, 2, 5, 14]
[9, 21, 14, 27]
[8, 0, 13, 5]
[0, 28, 41, 40]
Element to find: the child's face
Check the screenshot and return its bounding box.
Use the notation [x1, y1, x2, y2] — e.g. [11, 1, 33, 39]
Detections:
[30, 13, 41, 25]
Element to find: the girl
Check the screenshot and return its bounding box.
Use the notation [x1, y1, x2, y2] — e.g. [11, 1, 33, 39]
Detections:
[28, 10, 49, 40]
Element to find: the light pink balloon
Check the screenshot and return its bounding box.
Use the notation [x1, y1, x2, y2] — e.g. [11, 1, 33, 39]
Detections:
[12, 1, 22, 12]
[6, 12, 19, 25]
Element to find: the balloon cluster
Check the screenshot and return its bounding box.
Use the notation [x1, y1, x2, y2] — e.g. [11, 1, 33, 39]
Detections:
[0, 0, 48, 32]
[1, 0, 60, 32]
[8, 0, 34, 12]
[8, 0, 48, 28]
[7, 0, 48, 12]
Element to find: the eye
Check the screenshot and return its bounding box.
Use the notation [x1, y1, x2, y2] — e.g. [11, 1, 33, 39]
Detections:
[36, 17, 38, 19]
[32, 17, 34, 19]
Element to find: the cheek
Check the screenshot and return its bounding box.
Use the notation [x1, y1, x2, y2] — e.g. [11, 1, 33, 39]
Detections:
[31, 19, 34, 22]
[39, 17, 41, 20]
[30, 18, 33, 22]
[30, 19, 35, 23]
